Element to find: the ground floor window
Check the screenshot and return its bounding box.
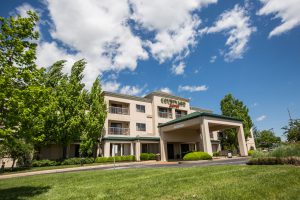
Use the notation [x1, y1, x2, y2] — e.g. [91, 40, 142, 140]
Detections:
[110, 143, 131, 156]
[141, 143, 159, 154]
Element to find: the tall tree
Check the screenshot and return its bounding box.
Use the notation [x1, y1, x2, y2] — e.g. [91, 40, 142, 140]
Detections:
[255, 129, 281, 148]
[80, 78, 107, 158]
[0, 11, 51, 168]
[282, 119, 300, 142]
[45, 60, 87, 159]
[220, 94, 254, 150]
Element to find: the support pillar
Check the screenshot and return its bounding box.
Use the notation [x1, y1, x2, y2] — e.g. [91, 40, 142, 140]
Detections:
[130, 142, 134, 155]
[200, 119, 213, 155]
[103, 141, 110, 157]
[136, 141, 141, 161]
[237, 125, 248, 156]
[160, 129, 167, 161]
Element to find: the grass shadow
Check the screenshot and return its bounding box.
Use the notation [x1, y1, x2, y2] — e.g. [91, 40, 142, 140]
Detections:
[0, 186, 50, 200]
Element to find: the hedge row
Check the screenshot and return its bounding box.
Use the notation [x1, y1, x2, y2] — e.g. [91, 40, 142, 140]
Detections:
[95, 155, 135, 163]
[183, 151, 212, 161]
[247, 156, 300, 166]
[32, 155, 136, 167]
[140, 153, 156, 160]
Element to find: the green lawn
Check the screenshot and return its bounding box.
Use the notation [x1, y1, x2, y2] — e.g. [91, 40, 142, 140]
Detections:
[0, 165, 299, 200]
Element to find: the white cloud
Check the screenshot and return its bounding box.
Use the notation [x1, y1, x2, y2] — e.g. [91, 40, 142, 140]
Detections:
[159, 87, 172, 94]
[171, 62, 186, 75]
[130, 0, 217, 63]
[256, 115, 266, 121]
[201, 5, 256, 61]
[15, 3, 36, 17]
[210, 55, 217, 63]
[258, 0, 300, 38]
[120, 85, 143, 96]
[102, 81, 120, 92]
[178, 85, 208, 92]
[37, 0, 148, 88]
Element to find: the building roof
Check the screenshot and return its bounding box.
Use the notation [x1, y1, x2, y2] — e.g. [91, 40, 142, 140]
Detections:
[158, 112, 243, 128]
[144, 91, 190, 102]
[103, 91, 152, 103]
[190, 106, 212, 113]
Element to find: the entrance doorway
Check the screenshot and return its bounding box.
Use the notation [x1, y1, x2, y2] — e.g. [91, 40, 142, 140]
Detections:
[167, 144, 174, 159]
[180, 144, 189, 158]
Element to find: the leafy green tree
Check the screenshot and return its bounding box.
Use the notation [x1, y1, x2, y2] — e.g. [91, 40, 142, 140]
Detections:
[282, 119, 300, 142]
[220, 94, 254, 150]
[255, 129, 281, 148]
[0, 11, 52, 167]
[80, 78, 107, 158]
[45, 60, 88, 159]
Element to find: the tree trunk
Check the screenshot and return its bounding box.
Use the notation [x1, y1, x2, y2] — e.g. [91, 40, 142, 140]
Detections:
[62, 145, 67, 159]
[11, 158, 15, 171]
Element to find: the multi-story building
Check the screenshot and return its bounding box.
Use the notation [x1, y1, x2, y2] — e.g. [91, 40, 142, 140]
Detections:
[101, 91, 255, 161]
[36, 90, 255, 161]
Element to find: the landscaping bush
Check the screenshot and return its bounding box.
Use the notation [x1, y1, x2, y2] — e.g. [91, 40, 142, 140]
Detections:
[61, 158, 82, 165]
[183, 152, 212, 161]
[269, 143, 300, 157]
[95, 155, 136, 163]
[213, 151, 220, 157]
[32, 159, 58, 167]
[140, 153, 156, 160]
[248, 150, 255, 156]
[247, 157, 300, 166]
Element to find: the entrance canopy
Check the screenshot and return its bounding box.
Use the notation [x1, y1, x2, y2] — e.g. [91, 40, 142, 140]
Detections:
[158, 112, 248, 161]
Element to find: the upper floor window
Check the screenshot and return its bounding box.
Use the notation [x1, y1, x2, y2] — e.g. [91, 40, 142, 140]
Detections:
[158, 107, 172, 118]
[136, 104, 145, 113]
[109, 102, 129, 115]
[136, 123, 146, 131]
[175, 110, 187, 119]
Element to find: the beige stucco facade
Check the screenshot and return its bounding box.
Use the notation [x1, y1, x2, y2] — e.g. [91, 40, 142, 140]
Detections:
[36, 91, 255, 162]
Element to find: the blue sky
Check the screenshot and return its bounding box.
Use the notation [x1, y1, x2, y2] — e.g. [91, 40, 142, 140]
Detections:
[1, 0, 300, 138]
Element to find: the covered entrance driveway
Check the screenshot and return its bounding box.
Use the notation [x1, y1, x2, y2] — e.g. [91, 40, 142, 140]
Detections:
[158, 112, 248, 161]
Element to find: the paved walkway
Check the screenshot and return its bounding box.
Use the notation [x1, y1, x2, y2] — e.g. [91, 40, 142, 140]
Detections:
[0, 157, 248, 180]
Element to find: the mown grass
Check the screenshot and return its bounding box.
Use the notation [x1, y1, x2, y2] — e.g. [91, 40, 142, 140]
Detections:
[0, 165, 299, 200]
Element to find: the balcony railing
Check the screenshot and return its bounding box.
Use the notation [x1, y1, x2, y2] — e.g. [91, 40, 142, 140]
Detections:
[158, 111, 172, 118]
[109, 106, 129, 115]
[108, 127, 130, 135]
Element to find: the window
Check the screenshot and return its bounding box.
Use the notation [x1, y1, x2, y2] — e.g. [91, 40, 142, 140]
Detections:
[136, 104, 145, 113]
[136, 123, 146, 131]
[158, 107, 172, 118]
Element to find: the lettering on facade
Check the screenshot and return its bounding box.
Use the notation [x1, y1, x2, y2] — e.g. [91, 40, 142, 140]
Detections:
[161, 98, 186, 108]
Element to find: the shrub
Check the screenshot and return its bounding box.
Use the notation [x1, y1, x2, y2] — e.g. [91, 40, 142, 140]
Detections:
[95, 155, 136, 163]
[213, 151, 220, 157]
[140, 153, 156, 160]
[83, 157, 94, 164]
[183, 152, 212, 161]
[32, 159, 58, 167]
[248, 150, 255, 156]
[247, 157, 300, 166]
[95, 157, 108, 163]
[61, 158, 82, 165]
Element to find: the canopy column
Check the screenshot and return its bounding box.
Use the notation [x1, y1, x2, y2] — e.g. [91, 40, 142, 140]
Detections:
[237, 125, 248, 156]
[201, 119, 213, 155]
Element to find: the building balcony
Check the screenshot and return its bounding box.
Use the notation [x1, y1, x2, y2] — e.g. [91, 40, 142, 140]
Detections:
[107, 127, 130, 135]
[109, 106, 129, 115]
[158, 111, 172, 119]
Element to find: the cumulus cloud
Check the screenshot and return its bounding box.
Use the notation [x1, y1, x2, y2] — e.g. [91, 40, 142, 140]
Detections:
[159, 87, 172, 94]
[201, 5, 256, 61]
[178, 85, 208, 92]
[102, 81, 121, 92]
[130, 0, 217, 63]
[258, 0, 300, 38]
[119, 85, 144, 96]
[256, 115, 266, 121]
[171, 62, 186, 75]
[25, 0, 219, 88]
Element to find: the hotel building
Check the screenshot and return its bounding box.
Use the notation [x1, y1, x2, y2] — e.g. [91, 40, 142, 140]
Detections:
[101, 91, 255, 161]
